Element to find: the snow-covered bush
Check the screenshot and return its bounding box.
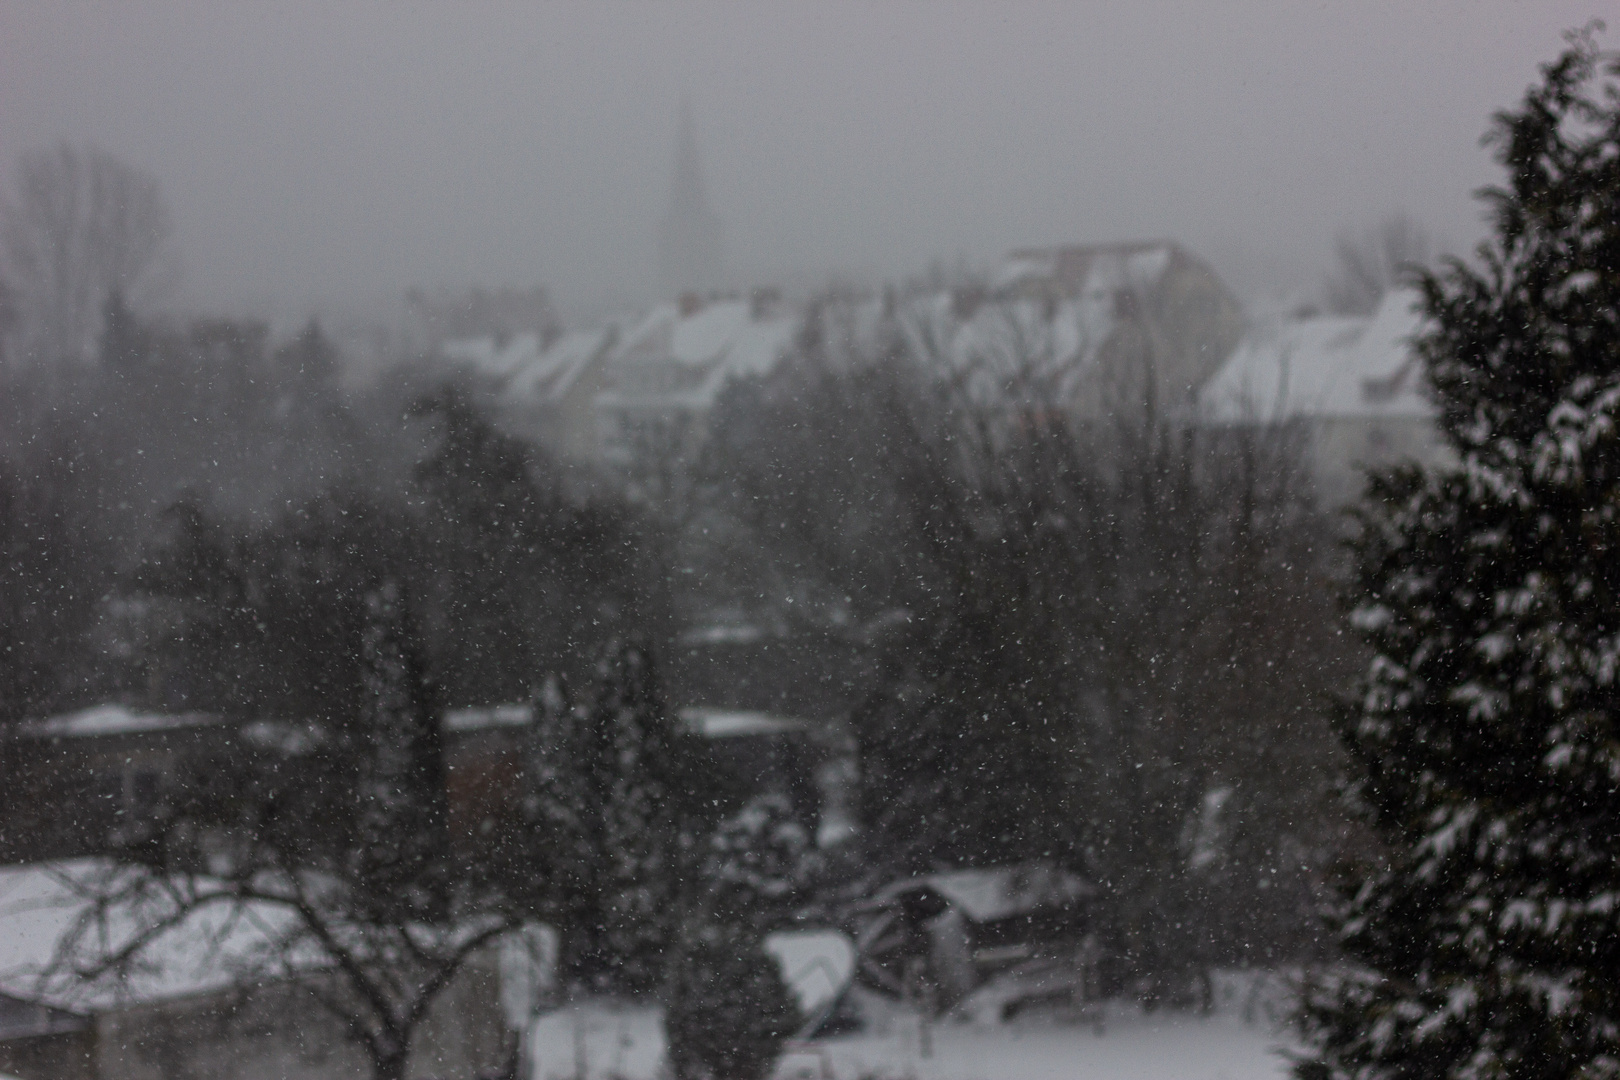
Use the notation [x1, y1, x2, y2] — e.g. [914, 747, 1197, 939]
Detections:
[702, 793, 817, 932]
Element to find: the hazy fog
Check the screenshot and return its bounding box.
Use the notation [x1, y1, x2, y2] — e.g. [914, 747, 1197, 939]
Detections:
[0, 1, 1602, 326]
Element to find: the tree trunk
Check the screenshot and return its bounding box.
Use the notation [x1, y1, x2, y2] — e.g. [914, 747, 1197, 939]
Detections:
[373, 1049, 410, 1080]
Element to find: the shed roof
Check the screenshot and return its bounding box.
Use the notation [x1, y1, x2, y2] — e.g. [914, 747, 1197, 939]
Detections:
[877, 862, 1094, 923]
[0, 989, 88, 1039]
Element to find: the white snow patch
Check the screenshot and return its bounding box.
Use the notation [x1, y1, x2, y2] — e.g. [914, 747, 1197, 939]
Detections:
[802, 1007, 1296, 1080]
[678, 708, 810, 738]
[443, 703, 534, 732]
[526, 998, 1296, 1080]
[527, 1001, 665, 1080]
[23, 705, 222, 739]
[765, 930, 856, 1017]
[0, 861, 306, 1011]
[678, 623, 767, 647]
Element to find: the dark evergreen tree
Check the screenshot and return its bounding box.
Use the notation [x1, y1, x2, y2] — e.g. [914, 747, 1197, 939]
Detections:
[528, 642, 708, 995]
[593, 642, 693, 993]
[1297, 30, 1620, 1079]
[353, 579, 449, 921]
[665, 921, 800, 1080]
[526, 671, 614, 987]
[409, 382, 663, 703]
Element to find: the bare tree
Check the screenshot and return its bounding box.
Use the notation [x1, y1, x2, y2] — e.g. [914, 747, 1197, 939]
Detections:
[1321, 213, 1431, 316]
[35, 862, 519, 1080]
[25, 582, 533, 1080]
[0, 143, 176, 368]
[704, 288, 1353, 1000]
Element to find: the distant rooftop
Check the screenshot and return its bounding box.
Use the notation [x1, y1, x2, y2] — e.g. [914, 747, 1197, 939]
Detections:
[21, 706, 223, 740]
[441, 703, 534, 733]
[678, 707, 809, 738]
[991, 240, 1179, 297]
[18, 702, 813, 740]
[1201, 288, 1432, 423]
[441, 702, 811, 738]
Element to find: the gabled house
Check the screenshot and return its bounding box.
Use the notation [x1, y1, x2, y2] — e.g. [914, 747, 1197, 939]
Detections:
[589, 294, 797, 494]
[0, 707, 230, 863]
[807, 241, 1245, 424]
[984, 241, 1246, 417]
[1199, 288, 1449, 506]
[496, 327, 620, 463]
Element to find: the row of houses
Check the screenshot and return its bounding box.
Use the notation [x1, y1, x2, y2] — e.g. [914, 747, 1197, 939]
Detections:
[439, 241, 1445, 509]
[0, 699, 848, 1080]
[0, 703, 1090, 1078]
[0, 700, 843, 868]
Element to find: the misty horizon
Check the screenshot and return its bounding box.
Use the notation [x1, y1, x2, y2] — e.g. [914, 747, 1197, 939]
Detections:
[0, 2, 1604, 334]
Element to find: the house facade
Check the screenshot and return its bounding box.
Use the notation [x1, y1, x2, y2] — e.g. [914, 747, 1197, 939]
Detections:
[1199, 288, 1449, 507]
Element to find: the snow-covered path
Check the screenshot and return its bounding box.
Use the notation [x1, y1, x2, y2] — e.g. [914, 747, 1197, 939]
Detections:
[527, 997, 1297, 1080]
[793, 1007, 1296, 1080]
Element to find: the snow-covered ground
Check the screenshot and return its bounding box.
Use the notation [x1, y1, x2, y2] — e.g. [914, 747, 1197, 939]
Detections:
[524, 973, 1300, 1080]
[788, 1003, 1298, 1080]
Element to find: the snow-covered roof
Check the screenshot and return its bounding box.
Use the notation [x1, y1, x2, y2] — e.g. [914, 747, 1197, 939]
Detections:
[441, 332, 545, 380]
[764, 929, 855, 1016]
[503, 327, 615, 405]
[1201, 288, 1432, 423]
[0, 861, 305, 1012]
[677, 708, 809, 739]
[596, 299, 797, 412]
[879, 862, 1094, 923]
[440, 703, 810, 739]
[816, 243, 1197, 406]
[21, 705, 223, 740]
[991, 241, 1176, 298]
[442, 703, 533, 733]
[901, 292, 1117, 404]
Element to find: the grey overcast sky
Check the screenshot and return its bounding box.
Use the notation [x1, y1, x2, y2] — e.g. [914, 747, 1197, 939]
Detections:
[0, 1, 1607, 326]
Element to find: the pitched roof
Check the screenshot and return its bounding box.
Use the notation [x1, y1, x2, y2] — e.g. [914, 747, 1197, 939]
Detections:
[992, 240, 1178, 298]
[595, 298, 797, 412]
[503, 327, 617, 405]
[877, 861, 1094, 923]
[1201, 288, 1432, 423]
[441, 332, 545, 380]
[0, 861, 305, 1012]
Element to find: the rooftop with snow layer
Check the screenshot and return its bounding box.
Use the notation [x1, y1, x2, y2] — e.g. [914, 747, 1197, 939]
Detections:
[1200, 288, 1432, 424]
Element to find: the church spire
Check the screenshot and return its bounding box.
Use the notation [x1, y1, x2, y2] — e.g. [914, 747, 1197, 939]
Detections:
[658, 99, 723, 293]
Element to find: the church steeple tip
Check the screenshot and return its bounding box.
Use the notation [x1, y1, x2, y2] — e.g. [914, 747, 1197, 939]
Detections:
[658, 98, 724, 294]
